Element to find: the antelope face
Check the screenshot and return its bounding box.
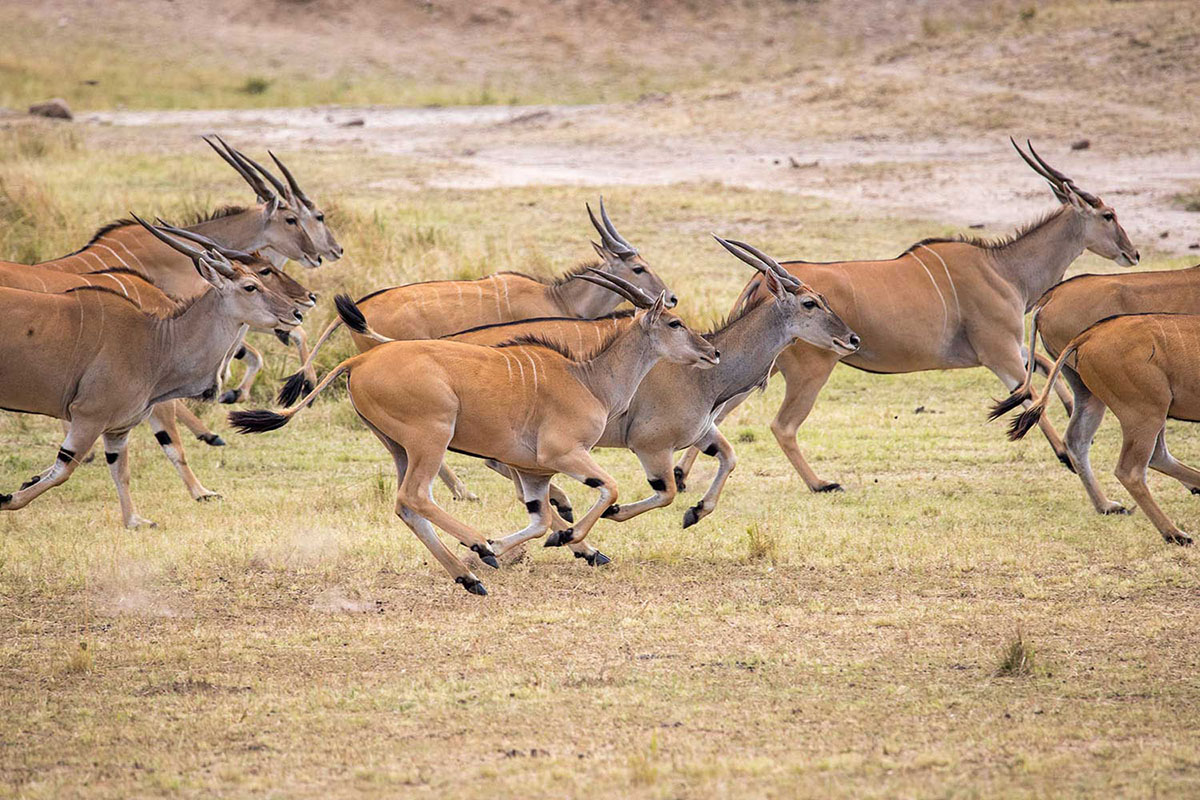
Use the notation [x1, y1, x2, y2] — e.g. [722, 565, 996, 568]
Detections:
[782, 285, 860, 356]
[640, 293, 720, 368]
[601, 250, 679, 308]
[222, 267, 306, 333]
[258, 200, 328, 269]
[251, 261, 318, 311]
[1079, 200, 1139, 267]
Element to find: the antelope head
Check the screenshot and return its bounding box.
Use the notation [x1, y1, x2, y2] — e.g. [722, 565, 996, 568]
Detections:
[1012, 138, 1139, 267]
[203, 135, 344, 269]
[578, 268, 718, 368]
[713, 235, 860, 355]
[154, 219, 318, 311]
[134, 216, 305, 335]
[586, 197, 678, 307]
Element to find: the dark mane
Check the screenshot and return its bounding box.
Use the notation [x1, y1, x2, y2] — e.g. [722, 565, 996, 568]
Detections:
[354, 261, 608, 305]
[80, 218, 138, 249]
[495, 260, 605, 287]
[62, 284, 196, 319]
[445, 309, 635, 339]
[189, 205, 251, 225]
[901, 207, 1067, 256]
[495, 329, 623, 361]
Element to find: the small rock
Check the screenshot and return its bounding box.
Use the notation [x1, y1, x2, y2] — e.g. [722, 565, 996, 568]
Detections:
[340, 117, 365, 127]
[1189, 243, 1200, 250]
[1070, 139, 1090, 150]
[28, 98, 72, 120]
[81, 79, 98, 86]
[1160, 231, 1170, 239]
[968, 223, 986, 229]
[789, 157, 819, 169]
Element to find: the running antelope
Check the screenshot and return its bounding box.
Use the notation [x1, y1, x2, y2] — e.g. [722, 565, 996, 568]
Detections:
[278, 198, 676, 402]
[998, 262, 1200, 495]
[0, 225, 302, 528]
[230, 273, 718, 595]
[998, 313, 1200, 545]
[449, 238, 859, 531]
[674, 139, 1139, 494]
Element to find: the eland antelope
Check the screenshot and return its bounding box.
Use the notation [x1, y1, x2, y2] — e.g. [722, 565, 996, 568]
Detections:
[997, 313, 1200, 545]
[0, 224, 302, 528]
[229, 273, 718, 595]
[674, 139, 1139, 494]
[448, 238, 859, 530]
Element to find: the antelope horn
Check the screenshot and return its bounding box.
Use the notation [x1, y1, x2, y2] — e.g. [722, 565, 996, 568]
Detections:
[712, 235, 802, 289]
[132, 213, 238, 279]
[269, 151, 312, 208]
[153, 218, 256, 264]
[203, 135, 275, 203]
[579, 267, 656, 308]
[599, 197, 638, 253]
[216, 136, 290, 200]
[586, 202, 635, 257]
[1026, 139, 1100, 206]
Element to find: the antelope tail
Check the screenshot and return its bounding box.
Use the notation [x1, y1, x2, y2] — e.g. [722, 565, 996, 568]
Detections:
[276, 294, 393, 406]
[232, 359, 354, 434]
[987, 307, 1044, 422]
[1000, 340, 1080, 441]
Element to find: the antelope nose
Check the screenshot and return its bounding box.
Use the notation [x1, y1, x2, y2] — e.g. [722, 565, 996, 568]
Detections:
[848, 334, 861, 348]
[292, 310, 304, 322]
[712, 349, 721, 360]
[308, 292, 318, 303]
[333, 245, 344, 259]
[667, 293, 679, 307]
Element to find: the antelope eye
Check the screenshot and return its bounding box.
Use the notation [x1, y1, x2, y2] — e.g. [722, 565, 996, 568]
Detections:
[243, 284, 258, 293]
[315, 213, 325, 222]
[802, 298, 817, 309]
[631, 267, 646, 275]
[258, 269, 271, 276]
[1102, 212, 1115, 221]
[286, 217, 298, 225]
[668, 320, 683, 329]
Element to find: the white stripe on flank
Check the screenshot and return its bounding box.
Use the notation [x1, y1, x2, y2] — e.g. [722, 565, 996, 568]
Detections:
[492, 276, 503, 320]
[501, 276, 512, 317]
[502, 351, 514, 384]
[114, 240, 146, 270]
[918, 244, 960, 319]
[473, 283, 484, 319]
[909, 249, 948, 337]
[513, 351, 526, 385]
[97, 273, 130, 299]
[526, 351, 540, 392]
[94, 244, 132, 271]
[455, 282, 463, 305]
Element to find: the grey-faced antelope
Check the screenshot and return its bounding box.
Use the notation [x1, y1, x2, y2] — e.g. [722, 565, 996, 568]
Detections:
[997, 313, 1200, 545]
[229, 273, 718, 596]
[449, 238, 859, 531]
[674, 139, 1140, 495]
[0, 225, 302, 528]
[1001, 262, 1200, 495]
[278, 198, 677, 402]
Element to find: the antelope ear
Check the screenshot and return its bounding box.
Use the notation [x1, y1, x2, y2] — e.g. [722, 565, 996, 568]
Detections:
[591, 241, 618, 264]
[1063, 186, 1091, 211]
[264, 195, 281, 216]
[763, 269, 787, 300]
[191, 254, 222, 287]
[646, 291, 667, 323]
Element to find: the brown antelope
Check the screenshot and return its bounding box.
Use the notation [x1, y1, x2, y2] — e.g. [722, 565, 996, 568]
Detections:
[449, 238, 860, 531]
[1001, 262, 1200, 496]
[674, 139, 1140, 494]
[230, 273, 718, 595]
[278, 198, 676, 403]
[997, 313, 1200, 545]
[13, 135, 337, 409]
[0, 224, 302, 528]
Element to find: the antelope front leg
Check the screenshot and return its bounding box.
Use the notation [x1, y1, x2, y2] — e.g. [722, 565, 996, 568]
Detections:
[681, 429, 738, 529]
[488, 472, 553, 556]
[173, 400, 226, 447]
[220, 343, 262, 404]
[1149, 429, 1200, 498]
[542, 450, 617, 549]
[102, 431, 156, 529]
[437, 461, 479, 502]
[1063, 384, 1128, 515]
[1, 423, 102, 514]
[770, 349, 843, 492]
[601, 448, 677, 523]
[147, 404, 220, 502]
[1113, 419, 1192, 546]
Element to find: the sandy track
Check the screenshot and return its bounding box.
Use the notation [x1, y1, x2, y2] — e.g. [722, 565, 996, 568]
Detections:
[87, 103, 1200, 256]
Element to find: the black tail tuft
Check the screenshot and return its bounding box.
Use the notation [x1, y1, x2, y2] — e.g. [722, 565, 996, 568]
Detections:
[228, 409, 291, 434]
[277, 371, 311, 407]
[334, 293, 368, 334]
[1007, 405, 1044, 441]
[988, 387, 1031, 421]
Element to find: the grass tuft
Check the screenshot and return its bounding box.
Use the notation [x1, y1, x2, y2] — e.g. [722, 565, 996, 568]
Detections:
[996, 628, 1036, 677]
[238, 77, 271, 96]
[744, 522, 780, 564]
[64, 641, 93, 674]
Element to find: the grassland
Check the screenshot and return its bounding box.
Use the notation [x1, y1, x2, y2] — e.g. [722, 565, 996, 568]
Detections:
[3, 123, 1200, 798]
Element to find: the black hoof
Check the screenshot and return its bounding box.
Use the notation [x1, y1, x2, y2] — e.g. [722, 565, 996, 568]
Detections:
[470, 543, 500, 569]
[196, 494, 222, 502]
[814, 482, 843, 493]
[544, 528, 574, 548]
[455, 575, 488, 595]
[218, 390, 242, 405]
[0, 493, 11, 506]
[673, 466, 687, 492]
[199, 433, 226, 447]
[550, 498, 575, 523]
[1058, 453, 1076, 474]
[20, 475, 40, 490]
[1190, 487, 1200, 496]
[574, 549, 612, 567]
[601, 503, 620, 518]
[682, 504, 703, 529]
[1103, 506, 1132, 516]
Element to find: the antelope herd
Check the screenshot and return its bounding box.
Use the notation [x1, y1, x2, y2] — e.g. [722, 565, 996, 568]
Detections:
[1, 135, 1195, 594]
